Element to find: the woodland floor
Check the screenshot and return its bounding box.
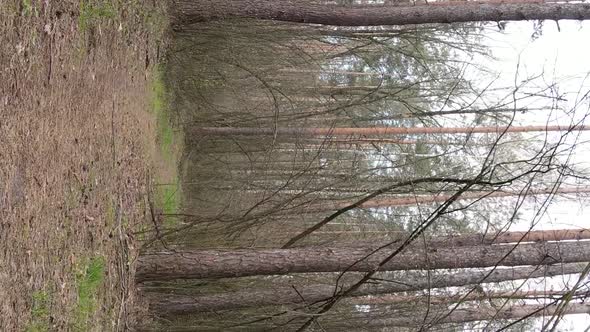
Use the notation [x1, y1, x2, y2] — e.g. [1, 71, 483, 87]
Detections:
[0, 0, 169, 330]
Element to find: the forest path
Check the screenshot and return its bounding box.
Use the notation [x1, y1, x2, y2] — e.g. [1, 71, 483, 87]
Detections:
[0, 1, 166, 330]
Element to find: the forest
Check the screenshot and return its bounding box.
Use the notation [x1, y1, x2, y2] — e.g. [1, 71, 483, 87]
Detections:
[2, 0, 590, 331]
[130, 1, 590, 331]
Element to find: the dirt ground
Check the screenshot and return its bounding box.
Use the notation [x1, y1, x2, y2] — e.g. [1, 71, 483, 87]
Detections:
[0, 0, 166, 330]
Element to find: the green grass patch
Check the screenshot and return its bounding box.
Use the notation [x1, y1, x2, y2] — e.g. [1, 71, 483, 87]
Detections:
[158, 184, 180, 215]
[21, 0, 37, 17]
[149, 65, 183, 225]
[78, 0, 116, 32]
[151, 68, 175, 160]
[25, 290, 51, 332]
[72, 256, 105, 331]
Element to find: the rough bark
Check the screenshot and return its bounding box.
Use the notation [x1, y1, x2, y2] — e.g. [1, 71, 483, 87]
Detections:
[191, 124, 590, 137]
[147, 263, 585, 314]
[175, 1, 590, 27]
[136, 240, 590, 281]
[351, 289, 587, 305]
[308, 187, 590, 211]
[435, 228, 590, 246]
[351, 228, 590, 248]
[331, 303, 590, 328]
[303, 228, 590, 250]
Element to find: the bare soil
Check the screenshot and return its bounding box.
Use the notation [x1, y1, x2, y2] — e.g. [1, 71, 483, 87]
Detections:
[0, 0, 166, 330]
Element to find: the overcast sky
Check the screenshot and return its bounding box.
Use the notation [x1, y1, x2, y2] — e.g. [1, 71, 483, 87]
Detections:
[480, 19, 590, 332]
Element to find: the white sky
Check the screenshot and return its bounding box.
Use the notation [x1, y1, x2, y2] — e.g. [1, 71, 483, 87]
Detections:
[475, 20, 590, 332]
[479, 20, 590, 232]
[330, 17, 590, 330]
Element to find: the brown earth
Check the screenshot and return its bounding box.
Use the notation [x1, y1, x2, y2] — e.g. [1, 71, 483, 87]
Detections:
[0, 0, 167, 330]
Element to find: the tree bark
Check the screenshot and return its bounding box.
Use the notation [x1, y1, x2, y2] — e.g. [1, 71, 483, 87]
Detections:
[351, 289, 588, 305]
[146, 263, 585, 314]
[175, 1, 590, 26]
[191, 124, 590, 137]
[331, 303, 590, 328]
[349, 228, 590, 248]
[436, 228, 590, 246]
[305, 187, 590, 211]
[328, 188, 590, 211]
[136, 240, 590, 281]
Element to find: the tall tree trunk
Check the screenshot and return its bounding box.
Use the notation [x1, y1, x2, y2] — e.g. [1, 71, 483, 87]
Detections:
[438, 228, 590, 246]
[351, 289, 586, 305]
[278, 68, 386, 77]
[351, 229, 590, 248]
[146, 263, 585, 314]
[309, 187, 590, 211]
[175, 1, 590, 26]
[304, 138, 463, 145]
[191, 124, 590, 137]
[323, 137, 486, 145]
[136, 240, 590, 281]
[329, 303, 590, 328]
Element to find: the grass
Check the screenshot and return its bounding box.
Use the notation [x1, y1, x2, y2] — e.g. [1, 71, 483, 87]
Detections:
[24, 256, 105, 332]
[21, 0, 37, 17]
[72, 256, 105, 331]
[150, 65, 183, 221]
[151, 68, 174, 159]
[25, 291, 51, 332]
[78, 0, 115, 32]
[159, 185, 180, 215]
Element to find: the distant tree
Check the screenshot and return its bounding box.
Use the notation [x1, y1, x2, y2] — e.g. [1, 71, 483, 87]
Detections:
[307, 187, 590, 211]
[146, 263, 585, 314]
[192, 124, 590, 137]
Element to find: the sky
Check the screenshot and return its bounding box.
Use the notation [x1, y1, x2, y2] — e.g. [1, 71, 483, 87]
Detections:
[322, 15, 590, 330]
[481, 20, 590, 231]
[477, 20, 590, 332]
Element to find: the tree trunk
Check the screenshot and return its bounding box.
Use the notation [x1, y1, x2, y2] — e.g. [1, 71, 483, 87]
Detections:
[348, 228, 590, 248]
[310, 137, 482, 145]
[309, 187, 590, 211]
[331, 303, 590, 328]
[191, 124, 590, 137]
[351, 289, 587, 305]
[146, 263, 585, 314]
[175, 1, 590, 26]
[305, 138, 459, 145]
[278, 68, 385, 77]
[136, 240, 590, 281]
